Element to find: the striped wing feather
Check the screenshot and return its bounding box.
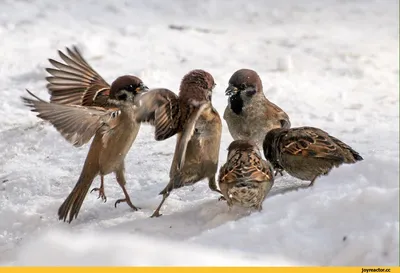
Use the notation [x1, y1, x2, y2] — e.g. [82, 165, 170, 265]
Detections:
[22, 90, 120, 147]
[46, 46, 110, 106]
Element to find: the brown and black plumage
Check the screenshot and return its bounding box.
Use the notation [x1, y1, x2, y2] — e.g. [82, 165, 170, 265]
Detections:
[218, 140, 274, 210]
[263, 126, 364, 187]
[224, 69, 291, 150]
[21, 75, 148, 223]
[136, 69, 222, 217]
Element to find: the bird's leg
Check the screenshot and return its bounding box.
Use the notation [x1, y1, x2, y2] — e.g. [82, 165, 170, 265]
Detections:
[308, 177, 317, 187]
[218, 196, 226, 201]
[114, 168, 139, 211]
[208, 175, 225, 201]
[151, 191, 170, 218]
[274, 168, 284, 177]
[90, 175, 107, 202]
[151, 176, 178, 218]
[208, 175, 221, 193]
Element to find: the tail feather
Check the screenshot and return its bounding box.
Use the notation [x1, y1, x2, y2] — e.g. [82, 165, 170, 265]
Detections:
[159, 175, 180, 195]
[330, 135, 363, 163]
[351, 150, 363, 162]
[58, 172, 96, 223]
[159, 173, 200, 195]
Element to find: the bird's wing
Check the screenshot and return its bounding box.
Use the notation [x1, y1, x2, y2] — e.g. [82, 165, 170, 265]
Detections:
[267, 100, 291, 129]
[46, 46, 111, 106]
[219, 151, 272, 185]
[21, 89, 120, 147]
[280, 127, 345, 161]
[135, 88, 181, 140]
[175, 103, 208, 170]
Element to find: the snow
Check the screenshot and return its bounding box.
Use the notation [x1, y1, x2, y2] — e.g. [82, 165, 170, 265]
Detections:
[0, 0, 398, 266]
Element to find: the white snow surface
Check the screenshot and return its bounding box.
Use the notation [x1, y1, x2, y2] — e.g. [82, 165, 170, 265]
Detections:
[0, 0, 399, 266]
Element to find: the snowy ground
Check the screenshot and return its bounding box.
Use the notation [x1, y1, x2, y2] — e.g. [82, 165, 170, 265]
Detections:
[0, 0, 399, 266]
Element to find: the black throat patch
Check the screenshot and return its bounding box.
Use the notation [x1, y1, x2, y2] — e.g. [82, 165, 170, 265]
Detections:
[229, 92, 243, 115]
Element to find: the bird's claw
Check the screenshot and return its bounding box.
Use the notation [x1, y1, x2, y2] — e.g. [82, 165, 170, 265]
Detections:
[150, 211, 162, 218]
[114, 198, 140, 211]
[90, 187, 107, 203]
[274, 169, 284, 177]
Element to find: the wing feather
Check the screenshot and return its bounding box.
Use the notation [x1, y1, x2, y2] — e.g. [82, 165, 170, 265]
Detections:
[175, 103, 208, 170]
[21, 89, 120, 147]
[135, 88, 181, 140]
[281, 127, 345, 161]
[219, 149, 272, 185]
[46, 46, 110, 106]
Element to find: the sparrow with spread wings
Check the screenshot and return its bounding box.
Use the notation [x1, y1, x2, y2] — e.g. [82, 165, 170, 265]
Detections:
[22, 47, 149, 223]
[263, 126, 363, 187]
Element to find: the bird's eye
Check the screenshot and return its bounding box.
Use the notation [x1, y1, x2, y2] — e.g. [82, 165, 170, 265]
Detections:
[125, 85, 135, 92]
[239, 83, 246, 90]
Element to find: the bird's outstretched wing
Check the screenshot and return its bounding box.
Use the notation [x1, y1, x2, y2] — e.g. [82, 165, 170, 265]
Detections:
[22, 89, 121, 147]
[46, 46, 111, 107]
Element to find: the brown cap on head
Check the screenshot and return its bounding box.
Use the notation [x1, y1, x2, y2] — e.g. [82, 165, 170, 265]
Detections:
[227, 139, 258, 152]
[109, 75, 146, 99]
[228, 69, 263, 92]
[179, 69, 215, 103]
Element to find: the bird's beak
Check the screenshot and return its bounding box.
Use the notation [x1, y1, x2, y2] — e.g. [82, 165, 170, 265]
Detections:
[136, 84, 149, 93]
[225, 85, 238, 96]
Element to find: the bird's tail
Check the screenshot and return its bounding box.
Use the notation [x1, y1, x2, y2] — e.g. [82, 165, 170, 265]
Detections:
[330, 135, 364, 163]
[349, 149, 363, 162]
[159, 173, 195, 195]
[58, 170, 98, 223]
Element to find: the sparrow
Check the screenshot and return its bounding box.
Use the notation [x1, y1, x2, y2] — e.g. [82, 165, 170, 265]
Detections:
[223, 68, 291, 150]
[263, 126, 364, 187]
[135, 69, 222, 217]
[41, 45, 155, 205]
[21, 74, 148, 223]
[218, 140, 274, 211]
